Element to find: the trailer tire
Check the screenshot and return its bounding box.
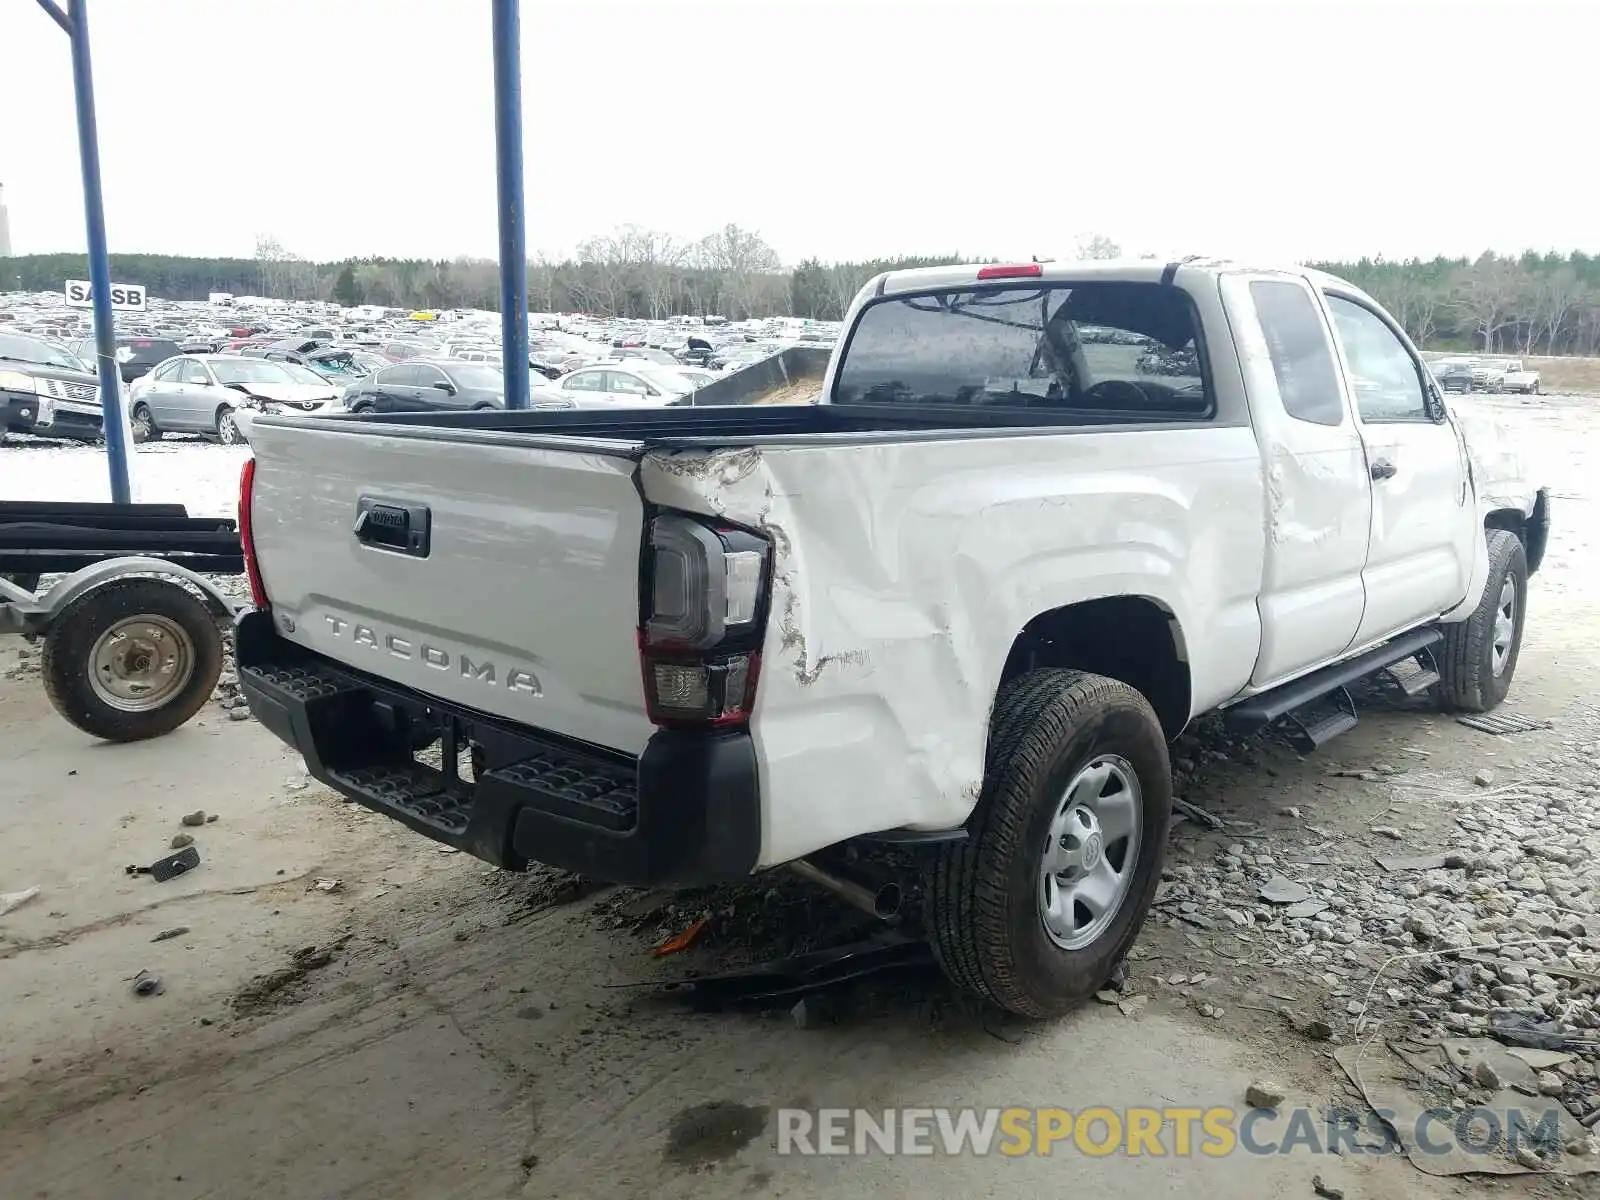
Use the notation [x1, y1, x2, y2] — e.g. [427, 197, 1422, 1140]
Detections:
[924, 669, 1171, 1018]
[41, 578, 223, 742]
[1436, 528, 1527, 713]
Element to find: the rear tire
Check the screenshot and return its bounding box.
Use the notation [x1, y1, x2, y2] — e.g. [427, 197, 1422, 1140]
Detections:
[924, 669, 1171, 1018]
[1436, 528, 1527, 713]
[41, 578, 224, 741]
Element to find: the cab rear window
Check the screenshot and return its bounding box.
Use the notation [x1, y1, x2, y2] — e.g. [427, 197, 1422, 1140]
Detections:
[833, 281, 1211, 419]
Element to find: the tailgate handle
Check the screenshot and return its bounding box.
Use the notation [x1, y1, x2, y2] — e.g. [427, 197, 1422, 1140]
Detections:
[353, 498, 431, 558]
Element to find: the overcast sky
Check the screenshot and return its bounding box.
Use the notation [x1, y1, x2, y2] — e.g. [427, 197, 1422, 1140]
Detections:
[2, 0, 1590, 267]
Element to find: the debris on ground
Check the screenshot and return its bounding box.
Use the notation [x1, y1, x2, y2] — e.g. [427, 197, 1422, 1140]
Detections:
[651, 916, 709, 957]
[1172, 797, 1224, 829]
[1310, 1176, 1344, 1200]
[151, 926, 190, 942]
[311, 878, 343, 893]
[170, 833, 195, 850]
[1244, 1080, 1287, 1109]
[1336, 1040, 1599, 1176]
[0, 885, 41, 916]
[1258, 876, 1311, 905]
[181, 810, 208, 827]
[132, 969, 164, 997]
[127, 845, 201, 882]
[1457, 712, 1554, 735]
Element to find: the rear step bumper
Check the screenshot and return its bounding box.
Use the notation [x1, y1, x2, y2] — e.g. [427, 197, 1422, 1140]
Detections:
[233, 610, 761, 886]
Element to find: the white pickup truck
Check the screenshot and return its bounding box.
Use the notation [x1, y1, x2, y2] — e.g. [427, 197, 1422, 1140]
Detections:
[235, 259, 1551, 1018]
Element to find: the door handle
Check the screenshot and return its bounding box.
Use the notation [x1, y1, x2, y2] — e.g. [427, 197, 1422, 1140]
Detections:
[1370, 459, 1397, 481]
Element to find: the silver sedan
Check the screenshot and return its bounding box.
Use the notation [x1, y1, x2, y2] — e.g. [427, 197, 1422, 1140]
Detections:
[129, 355, 344, 444]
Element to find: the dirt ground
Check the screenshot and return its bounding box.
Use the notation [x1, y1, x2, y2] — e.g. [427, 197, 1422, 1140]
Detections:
[1, 394, 1596, 1198]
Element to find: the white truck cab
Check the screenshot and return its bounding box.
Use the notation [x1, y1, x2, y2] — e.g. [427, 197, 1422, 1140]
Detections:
[234, 258, 1549, 1017]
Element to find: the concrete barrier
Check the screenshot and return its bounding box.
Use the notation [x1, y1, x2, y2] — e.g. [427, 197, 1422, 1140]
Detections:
[688, 345, 831, 406]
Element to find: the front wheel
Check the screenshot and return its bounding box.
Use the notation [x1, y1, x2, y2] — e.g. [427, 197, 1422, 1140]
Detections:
[215, 405, 242, 445]
[1436, 528, 1528, 713]
[130, 403, 160, 443]
[924, 669, 1171, 1018]
[41, 578, 224, 741]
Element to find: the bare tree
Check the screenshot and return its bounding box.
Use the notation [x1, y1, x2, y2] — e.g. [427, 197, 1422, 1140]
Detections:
[1452, 259, 1522, 352]
[1533, 267, 1584, 355]
[1075, 233, 1122, 260]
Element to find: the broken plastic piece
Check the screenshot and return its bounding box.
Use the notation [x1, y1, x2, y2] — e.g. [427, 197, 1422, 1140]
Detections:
[652, 916, 709, 957]
[126, 845, 200, 882]
[0, 886, 41, 916]
[132, 969, 165, 997]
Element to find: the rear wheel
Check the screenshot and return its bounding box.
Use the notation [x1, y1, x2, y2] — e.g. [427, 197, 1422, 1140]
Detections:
[1436, 528, 1527, 713]
[215, 405, 242, 445]
[924, 669, 1171, 1018]
[41, 578, 224, 741]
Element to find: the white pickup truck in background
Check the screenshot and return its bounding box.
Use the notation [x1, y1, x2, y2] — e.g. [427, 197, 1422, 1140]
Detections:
[234, 258, 1550, 1018]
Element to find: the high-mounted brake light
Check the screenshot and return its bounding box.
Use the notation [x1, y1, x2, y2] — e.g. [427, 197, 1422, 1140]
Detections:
[639, 514, 772, 728]
[976, 263, 1043, 280]
[238, 456, 269, 610]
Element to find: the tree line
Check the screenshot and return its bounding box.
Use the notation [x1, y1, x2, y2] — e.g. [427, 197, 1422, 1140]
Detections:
[6, 233, 1600, 355]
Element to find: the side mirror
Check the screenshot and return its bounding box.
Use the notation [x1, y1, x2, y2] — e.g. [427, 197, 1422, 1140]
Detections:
[431, 380, 456, 394]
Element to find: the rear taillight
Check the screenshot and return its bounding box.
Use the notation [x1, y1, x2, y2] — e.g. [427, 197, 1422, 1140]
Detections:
[238, 456, 269, 610]
[639, 514, 771, 728]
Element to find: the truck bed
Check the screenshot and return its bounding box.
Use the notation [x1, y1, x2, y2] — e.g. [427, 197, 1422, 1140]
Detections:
[292, 399, 1206, 453]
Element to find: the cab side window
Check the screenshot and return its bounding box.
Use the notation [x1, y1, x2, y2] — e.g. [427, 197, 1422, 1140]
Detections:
[1325, 296, 1431, 423]
[1250, 280, 1345, 426]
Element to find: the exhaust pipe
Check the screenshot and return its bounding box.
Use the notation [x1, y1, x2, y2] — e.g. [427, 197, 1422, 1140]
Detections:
[788, 858, 902, 922]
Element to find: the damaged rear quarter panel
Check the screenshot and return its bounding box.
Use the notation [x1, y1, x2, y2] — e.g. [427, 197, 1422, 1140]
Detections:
[641, 431, 1263, 868]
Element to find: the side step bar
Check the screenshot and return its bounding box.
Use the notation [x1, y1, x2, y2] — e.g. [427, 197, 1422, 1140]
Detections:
[1224, 626, 1444, 743]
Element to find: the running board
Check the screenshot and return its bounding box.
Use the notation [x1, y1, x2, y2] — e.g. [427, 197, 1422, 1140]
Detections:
[1225, 626, 1444, 737]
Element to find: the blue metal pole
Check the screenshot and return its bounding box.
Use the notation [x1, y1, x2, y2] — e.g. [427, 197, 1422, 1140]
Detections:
[66, 0, 131, 503]
[491, 0, 530, 411]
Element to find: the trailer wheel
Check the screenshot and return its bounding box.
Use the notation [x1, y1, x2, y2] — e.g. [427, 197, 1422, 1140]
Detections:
[924, 669, 1171, 1018]
[41, 578, 223, 741]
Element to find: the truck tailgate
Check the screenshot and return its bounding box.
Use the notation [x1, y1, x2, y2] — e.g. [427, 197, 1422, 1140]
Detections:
[246, 420, 654, 755]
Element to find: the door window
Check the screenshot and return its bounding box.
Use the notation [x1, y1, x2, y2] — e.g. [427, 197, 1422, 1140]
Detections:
[1250, 280, 1344, 427]
[384, 364, 425, 387]
[1324, 296, 1431, 422]
[606, 371, 651, 396]
[182, 361, 212, 385]
[151, 359, 184, 382]
[413, 365, 449, 389]
[562, 370, 604, 392]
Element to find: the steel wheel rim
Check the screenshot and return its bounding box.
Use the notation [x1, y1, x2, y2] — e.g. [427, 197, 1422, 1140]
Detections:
[88, 614, 195, 712]
[1039, 754, 1143, 951]
[1491, 576, 1516, 676]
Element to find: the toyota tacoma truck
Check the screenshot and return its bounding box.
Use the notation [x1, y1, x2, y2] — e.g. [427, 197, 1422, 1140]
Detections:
[234, 259, 1550, 1019]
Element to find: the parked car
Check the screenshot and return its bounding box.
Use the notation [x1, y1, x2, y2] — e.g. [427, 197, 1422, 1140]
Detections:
[128, 354, 343, 444]
[0, 331, 104, 442]
[234, 258, 1551, 1018]
[341, 359, 516, 414]
[69, 335, 184, 383]
[535, 361, 699, 407]
[1430, 358, 1476, 394]
[1494, 359, 1541, 395]
[1469, 359, 1508, 393]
